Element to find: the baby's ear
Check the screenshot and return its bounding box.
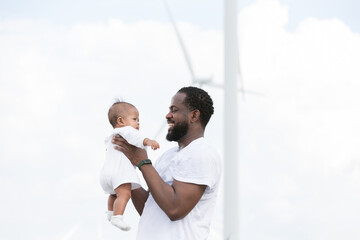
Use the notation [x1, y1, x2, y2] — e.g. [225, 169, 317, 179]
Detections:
[117, 117, 125, 126]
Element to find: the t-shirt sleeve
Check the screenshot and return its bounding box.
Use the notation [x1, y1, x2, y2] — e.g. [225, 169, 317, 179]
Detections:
[113, 126, 146, 149]
[172, 148, 219, 189]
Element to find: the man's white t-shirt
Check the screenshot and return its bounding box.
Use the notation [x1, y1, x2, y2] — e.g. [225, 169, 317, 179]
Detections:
[137, 137, 222, 240]
[99, 126, 143, 194]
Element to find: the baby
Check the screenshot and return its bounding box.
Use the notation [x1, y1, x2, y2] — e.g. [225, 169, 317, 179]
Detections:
[99, 100, 159, 231]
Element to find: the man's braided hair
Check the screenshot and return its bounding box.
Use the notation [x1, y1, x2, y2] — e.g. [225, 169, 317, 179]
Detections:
[178, 86, 214, 128]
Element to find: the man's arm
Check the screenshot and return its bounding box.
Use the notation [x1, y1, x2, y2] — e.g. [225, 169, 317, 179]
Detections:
[140, 164, 206, 221]
[112, 136, 206, 221]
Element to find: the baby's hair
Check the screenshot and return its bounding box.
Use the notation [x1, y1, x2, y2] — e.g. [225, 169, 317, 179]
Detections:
[108, 99, 136, 128]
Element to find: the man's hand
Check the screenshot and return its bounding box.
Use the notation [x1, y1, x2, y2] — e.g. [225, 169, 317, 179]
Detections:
[112, 135, 148, 166]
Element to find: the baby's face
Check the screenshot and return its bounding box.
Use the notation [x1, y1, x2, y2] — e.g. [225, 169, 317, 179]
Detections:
[123, 106, 140, 130]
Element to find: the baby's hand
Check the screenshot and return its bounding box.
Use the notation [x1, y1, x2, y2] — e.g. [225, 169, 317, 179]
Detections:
[143, 138, 160, 150]
[148, 140, 160, 150]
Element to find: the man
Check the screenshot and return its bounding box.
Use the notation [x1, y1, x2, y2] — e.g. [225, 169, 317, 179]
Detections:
[112, 86, 222, 239]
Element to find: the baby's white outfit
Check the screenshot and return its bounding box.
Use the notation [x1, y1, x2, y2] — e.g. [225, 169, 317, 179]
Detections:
[99, 126, 144, 194]
[99, 126, 145, 231]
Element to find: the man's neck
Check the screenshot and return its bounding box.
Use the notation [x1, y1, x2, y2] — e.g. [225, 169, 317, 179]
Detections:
[177, 131, 204, 150]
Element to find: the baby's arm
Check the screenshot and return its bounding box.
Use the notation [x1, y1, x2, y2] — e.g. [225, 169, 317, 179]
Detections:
[143, 138, 160, 150]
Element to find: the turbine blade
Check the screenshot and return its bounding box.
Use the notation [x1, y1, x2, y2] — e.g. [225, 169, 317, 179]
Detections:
[206, 82, 265, 96]
[153, 121, 167, 140]
[163, 0, 196, 82]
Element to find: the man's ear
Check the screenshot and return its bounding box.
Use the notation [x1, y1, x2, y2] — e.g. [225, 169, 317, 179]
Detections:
[190, 109, 200, 123]
[117, 116, 125, 126]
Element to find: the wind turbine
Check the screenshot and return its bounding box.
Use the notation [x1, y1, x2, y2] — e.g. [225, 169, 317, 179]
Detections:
[161, 1, 247, 239]
[163, 0, 213, 87]
[163, 0, 262, 96]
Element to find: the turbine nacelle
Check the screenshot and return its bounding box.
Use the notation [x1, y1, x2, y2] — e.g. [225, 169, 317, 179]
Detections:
[192, 77, 213, 87]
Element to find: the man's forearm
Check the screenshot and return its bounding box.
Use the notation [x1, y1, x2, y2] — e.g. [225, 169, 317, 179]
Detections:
[140, 164, 178, 217]
[139, 164, 205, 221]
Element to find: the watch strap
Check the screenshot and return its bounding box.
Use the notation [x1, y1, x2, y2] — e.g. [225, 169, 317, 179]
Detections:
[137, 159, 152, 171]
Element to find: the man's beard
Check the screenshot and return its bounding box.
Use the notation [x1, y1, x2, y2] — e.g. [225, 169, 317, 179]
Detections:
[166, 121, 189, 142]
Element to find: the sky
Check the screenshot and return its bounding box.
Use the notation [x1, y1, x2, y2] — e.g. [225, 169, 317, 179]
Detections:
[1, 0, 360, 239]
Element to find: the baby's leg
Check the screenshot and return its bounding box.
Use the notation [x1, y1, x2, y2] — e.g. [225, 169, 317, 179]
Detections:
[106, 194, 116, 221]
[108, 194, 116, 211]
[113, 183, 131, 215]
[111, 183, 131, 231]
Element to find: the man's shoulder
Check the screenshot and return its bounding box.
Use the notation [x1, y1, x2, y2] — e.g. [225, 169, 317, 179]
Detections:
[188, 138, 219, 156]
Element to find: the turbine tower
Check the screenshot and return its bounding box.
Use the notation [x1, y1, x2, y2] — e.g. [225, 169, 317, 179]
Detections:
[224, 0, 240, 239]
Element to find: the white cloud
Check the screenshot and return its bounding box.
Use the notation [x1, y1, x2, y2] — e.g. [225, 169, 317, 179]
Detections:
[236, 1, 360, 239]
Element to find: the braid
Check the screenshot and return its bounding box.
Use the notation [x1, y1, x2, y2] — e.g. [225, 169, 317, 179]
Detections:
[178, 86, 214, 128]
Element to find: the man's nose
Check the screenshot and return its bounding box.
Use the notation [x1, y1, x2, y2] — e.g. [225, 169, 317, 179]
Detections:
[166, 112, 172, 119]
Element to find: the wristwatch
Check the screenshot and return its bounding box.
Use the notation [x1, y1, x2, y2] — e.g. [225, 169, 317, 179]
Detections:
[137, 159, 152, 171]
